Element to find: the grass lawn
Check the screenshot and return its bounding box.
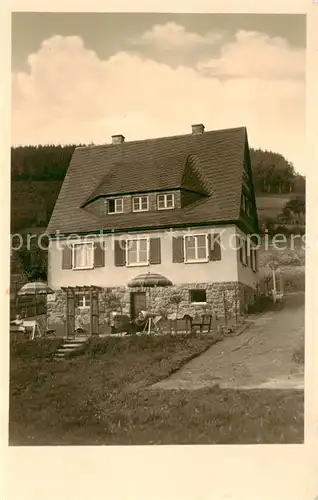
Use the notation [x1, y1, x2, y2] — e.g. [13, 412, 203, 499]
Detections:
[9, 335, 304, 445]
[255, 194, 291, 219]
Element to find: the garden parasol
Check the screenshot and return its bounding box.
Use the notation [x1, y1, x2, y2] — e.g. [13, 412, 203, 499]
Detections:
[128, 272, 172, 288]
[128, 272, 172, 333]
[17, 281, 54, 334]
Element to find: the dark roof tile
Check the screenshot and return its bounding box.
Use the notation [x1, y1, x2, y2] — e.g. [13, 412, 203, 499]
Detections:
[47, 126, 248, 234]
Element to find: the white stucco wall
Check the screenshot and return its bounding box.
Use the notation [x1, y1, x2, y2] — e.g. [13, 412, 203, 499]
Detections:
[236, 227, 259, 289]
[48, 225, 249, 289]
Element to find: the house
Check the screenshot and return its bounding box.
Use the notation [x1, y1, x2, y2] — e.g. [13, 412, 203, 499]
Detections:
[46, 124, 260, 337]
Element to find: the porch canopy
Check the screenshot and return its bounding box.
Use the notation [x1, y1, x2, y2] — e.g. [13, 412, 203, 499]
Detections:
[61, 286, 102, 293]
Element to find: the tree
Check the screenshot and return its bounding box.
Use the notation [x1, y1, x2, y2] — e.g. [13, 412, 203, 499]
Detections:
[103, 290, 124, 332]
[280, 194, 305, 224]
[11, 144, 77, 181]
[169, 291, 183, 334]
[16, 246, 47, 281]
[283, 195, 305, 214]
[250, 148, 302, 194]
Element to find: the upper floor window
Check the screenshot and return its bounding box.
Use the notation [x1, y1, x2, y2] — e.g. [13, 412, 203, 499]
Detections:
[127, 238, 149, 266]
[132, 196, 149, 212]
[157, 193, 174, 210]
[72, 242, 94, 270]
[107, 197, 123, 214]
[184, 234, 208, 263]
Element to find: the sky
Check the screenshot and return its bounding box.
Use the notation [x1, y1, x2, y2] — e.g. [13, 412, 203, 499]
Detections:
[11, 13, 306, 173]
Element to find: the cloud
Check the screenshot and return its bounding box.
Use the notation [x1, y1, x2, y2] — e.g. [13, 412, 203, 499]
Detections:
[133, 22, 223, 50]
[11, 29, 305, 173]
[197, 30, 305, 80]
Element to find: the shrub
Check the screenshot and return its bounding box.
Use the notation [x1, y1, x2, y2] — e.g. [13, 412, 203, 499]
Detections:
[274, 225, 290, 236]
[282, 267, 305, 292]
[288, 225, 306, 236]
[247, 295, 283, 314]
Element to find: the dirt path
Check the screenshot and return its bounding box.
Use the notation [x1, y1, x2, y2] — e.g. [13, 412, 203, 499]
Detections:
[153, 292, 304, 390]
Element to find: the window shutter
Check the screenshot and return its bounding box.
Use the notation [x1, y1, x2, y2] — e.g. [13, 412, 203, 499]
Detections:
[254, 249, 258, 271]
[62, 245, 72, 269]
[74, 294, 79, 308]
[94, 241, 105, 267]
[172, 236, 184, 263]
[245, 240, 249, 266]
[237, 236, 243, 264]
[114, 240, 126, 266]
[149, 238, 161, 264]
[250, 247, 254, 270]
[209, 233, 221, 261]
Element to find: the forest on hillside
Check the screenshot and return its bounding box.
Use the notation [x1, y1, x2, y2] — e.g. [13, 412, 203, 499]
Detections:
[11, 144, 305, 194]
[249, 149, 305, 194]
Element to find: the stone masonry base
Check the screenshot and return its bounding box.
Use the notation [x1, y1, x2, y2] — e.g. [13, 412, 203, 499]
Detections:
[47, 281, 257, 337]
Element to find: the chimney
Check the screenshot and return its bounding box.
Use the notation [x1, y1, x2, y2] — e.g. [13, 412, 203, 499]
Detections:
[191, 123, 205, 135]
[111, 134, 125, 145]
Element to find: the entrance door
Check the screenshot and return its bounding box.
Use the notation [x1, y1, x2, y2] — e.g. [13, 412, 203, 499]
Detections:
[130, 292, 147, 319]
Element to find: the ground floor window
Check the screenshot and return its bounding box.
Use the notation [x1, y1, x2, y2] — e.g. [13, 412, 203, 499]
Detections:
[76, 292, 91, 308]
[190, 289, 207, 303]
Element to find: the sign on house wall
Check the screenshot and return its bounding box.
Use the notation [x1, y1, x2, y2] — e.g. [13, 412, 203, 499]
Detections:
[47, 293, 56, 302]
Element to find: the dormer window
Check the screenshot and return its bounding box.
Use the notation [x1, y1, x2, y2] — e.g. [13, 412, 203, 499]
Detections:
[132, 195, 149, 212]
[107, 197, 123, 214]
[157, 193, 174, 210]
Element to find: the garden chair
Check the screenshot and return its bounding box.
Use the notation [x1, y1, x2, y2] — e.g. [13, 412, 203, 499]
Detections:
[152, 315, 164, 335]
[21, 319, 42, 340]
[190, 314, 212, 334]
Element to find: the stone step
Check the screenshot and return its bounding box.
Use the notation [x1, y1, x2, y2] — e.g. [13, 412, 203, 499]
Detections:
[60, 343, 86, 348]
[57, 347, 79, 353]
[54, 339, 89, 360]
[64, 339, 88, 344]
[57, 345, 86, 352]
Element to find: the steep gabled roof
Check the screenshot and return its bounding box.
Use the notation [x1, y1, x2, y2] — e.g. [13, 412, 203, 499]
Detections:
[47, 126, 251, 235]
